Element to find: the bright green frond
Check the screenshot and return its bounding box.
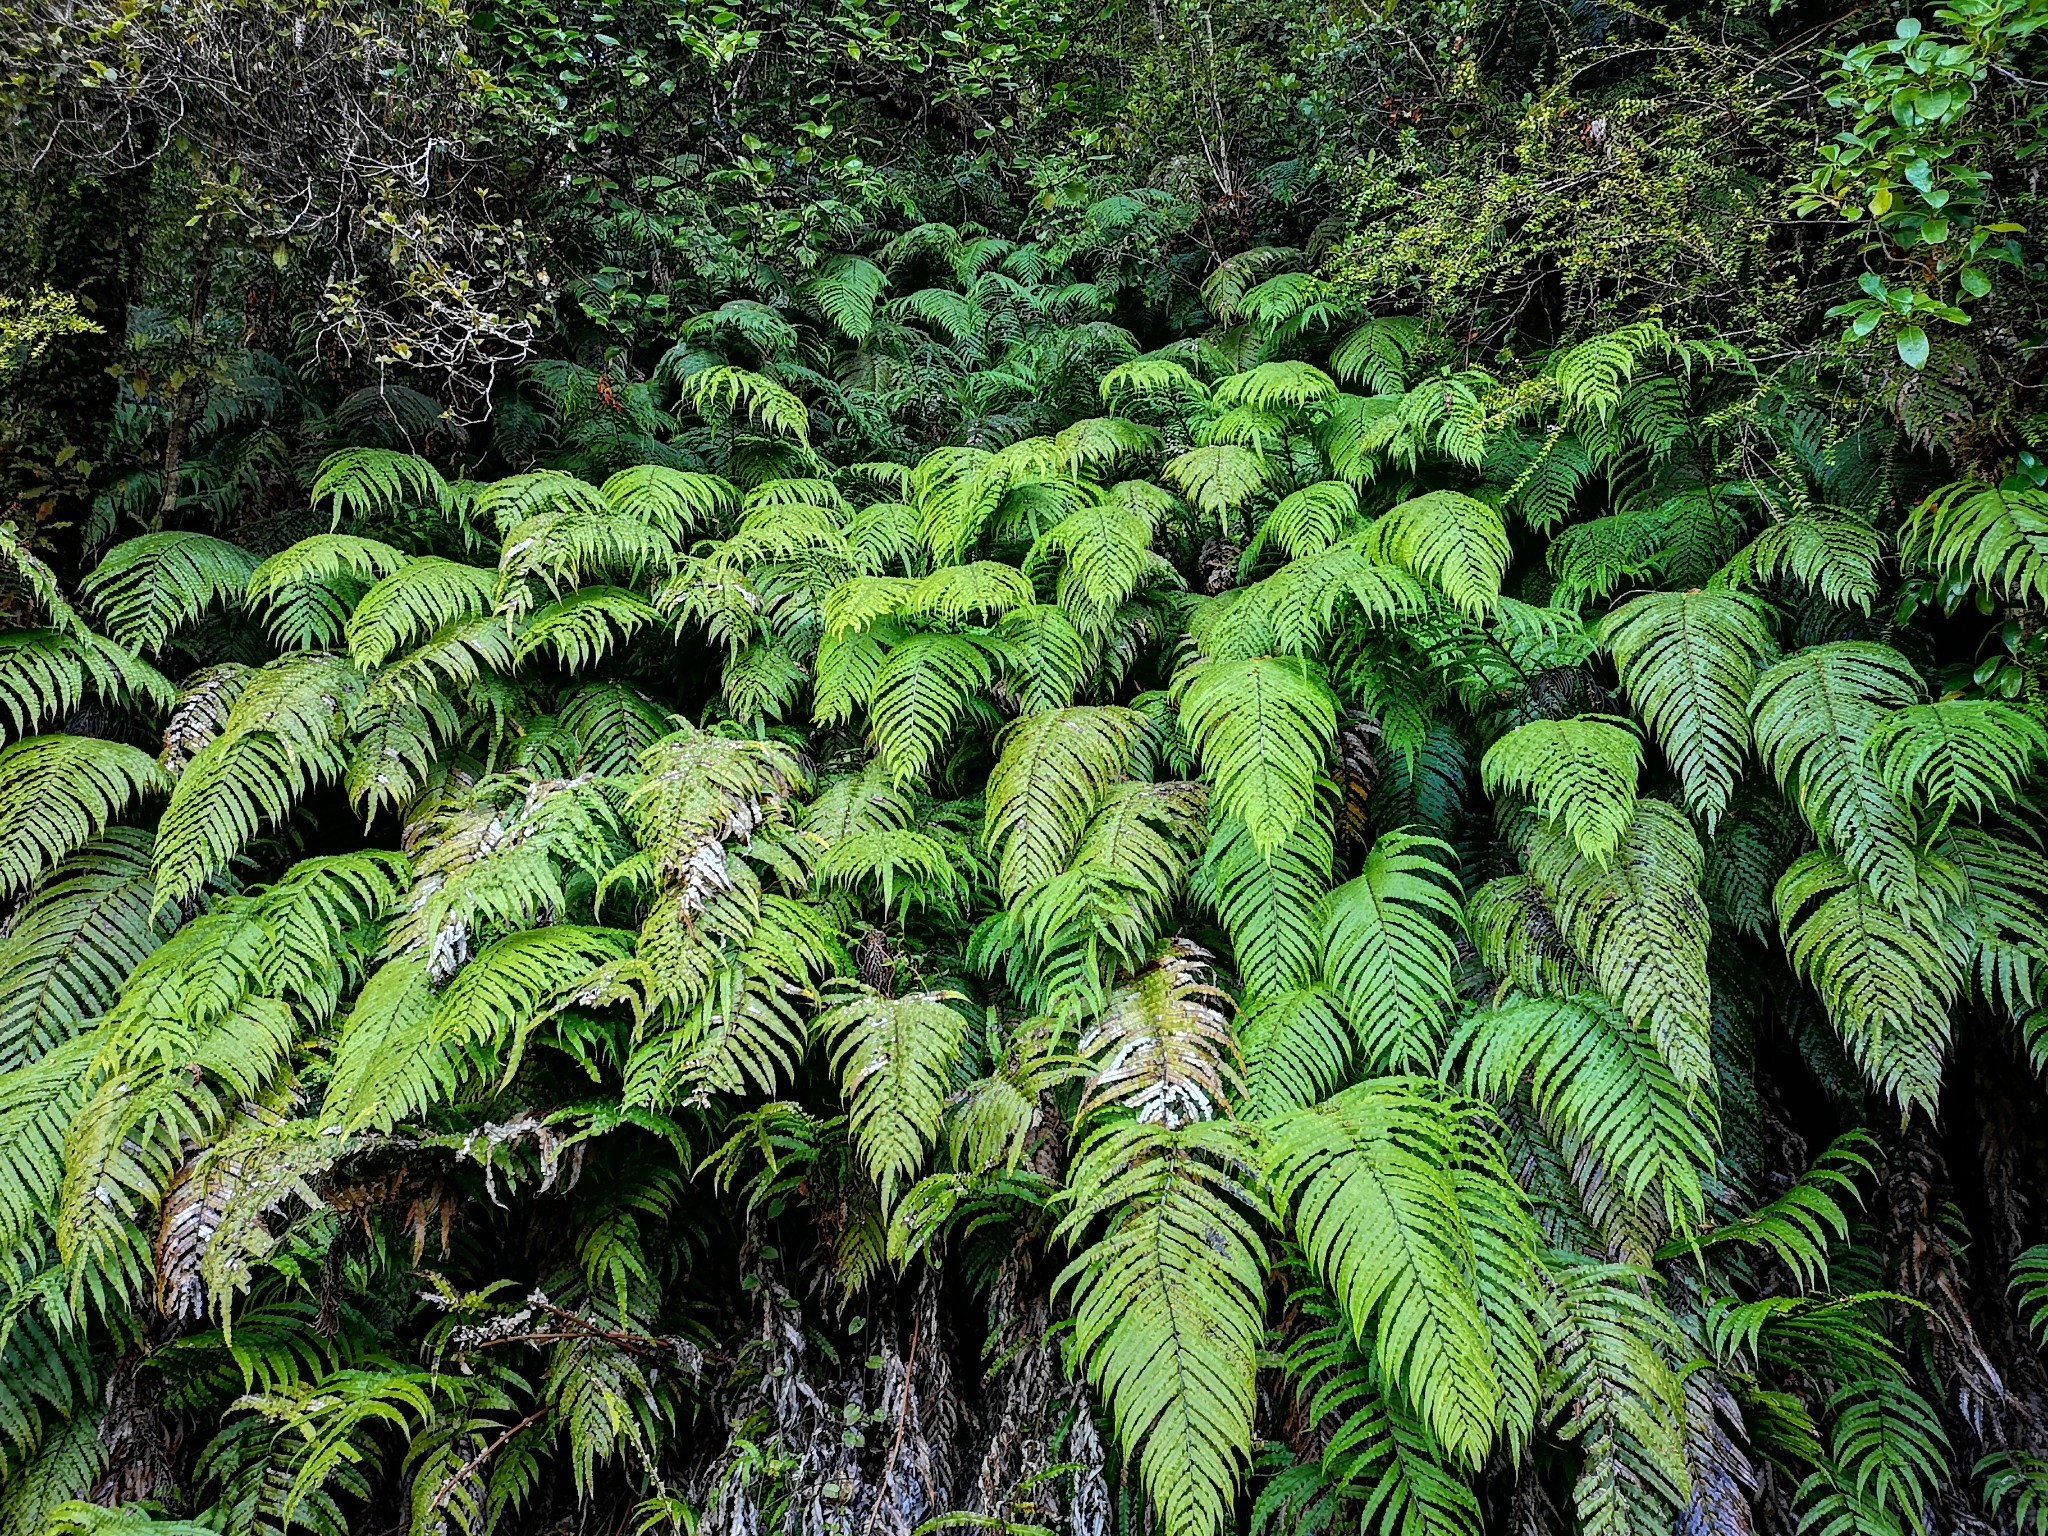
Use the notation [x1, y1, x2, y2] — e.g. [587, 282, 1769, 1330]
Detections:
[1481, 716, 1641, 869]
[1600, 589, 1777, 831]
[0, 734, 167, 900]
[1265, 1077, 1543, 1467]
[1317, 832, 1464, 1072]
[1450, 993, 1711, 1224]
[1367, 491, 1510, 619]
[1179, 655, 1337, 856]
[1751, 643, 1922, 908]
[1775, 851, 1966, 1115]
[80, 532, 261, 652]
[816, 984, 970, 1206]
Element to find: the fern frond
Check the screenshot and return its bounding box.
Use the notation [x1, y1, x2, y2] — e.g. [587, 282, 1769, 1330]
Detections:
[513, 586, 660, 670]
[1751, 644, 1922, 908]
[871, 633, 997, 786]
[1265, 1077, 1543, 1466]
[599, 465, 738, 538]
[1903, 479, 2048, 606]
[1329, 316, 1422, 394]
[1867, 700, 2044, 827]
[152, 653, 366, 906]
[0, 627, 172, 739]
[1056, 1116, 1268, 1536]
[802, 255, 888, 341]
[1213, 362, 1338, 413]
[676, 365, 811, 444]
[0, 829, 169, 1074]
[1317, 832, 1464, 1072]
[1078, 942, 1238, 1127]
[911, 560, 1035, 625]
[1775, 851, 1965, 1114]
[1481, 717, 1641, 869]
[1450, 993, 1711, 1224]
[1599, 590, 1777, 832]
[311, 447, 448, 525]
[1178, 655, 1337, 856]
[1208, 813, 1330, 999]
[0, 735, 167, 900]
[345, 559, 497, 670]
[1366, 492, 1510, 619]
[80, 533, 261, 652]
[816, 984, 970, 1206]
[1522, 803, 1714, 1091]
[246, 534, 408, 651]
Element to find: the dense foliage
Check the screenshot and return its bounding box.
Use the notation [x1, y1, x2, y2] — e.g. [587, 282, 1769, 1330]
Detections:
[5, 1, 2048, 1535]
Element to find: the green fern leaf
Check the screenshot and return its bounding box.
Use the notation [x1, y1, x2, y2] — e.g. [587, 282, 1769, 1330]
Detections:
[1179, 655, 1337, 856]
[1207, 812, 1331, 999]
[1775, 851, 1965, 1114]
[310, 447, 448, 525]
[1867, 700, 2044, 827]
[1317, 832, 1465, 1072]
[345, 559, 497, 670]
[1265, 1077, 1543, 1467]
[816, 984, 970, 1206]
[871, 633, 998, 785]
[0, 735, 167, 900]
[80, 533, 261, 653]
[0, 829, 169, 1073]
[1450, 993, 1711, 1224]
[1751, 644, 1922, 908]
[1904, 479, 2048, 606]
[984, 706, 1143, 903]
[1600, 590, 1777, 831]
[1481, 716, 1641, 869]
[1367, 492, 1510, 619]
[1057, 1118, 1268, 1536]
[1522, 803, 1714, 1091]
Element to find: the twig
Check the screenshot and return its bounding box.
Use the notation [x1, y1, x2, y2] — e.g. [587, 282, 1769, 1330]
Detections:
[430, 1402, 552, 1512]
[860, 1307, 923, 1536]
